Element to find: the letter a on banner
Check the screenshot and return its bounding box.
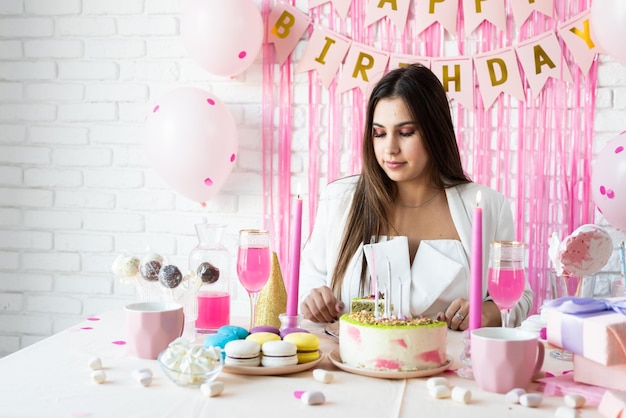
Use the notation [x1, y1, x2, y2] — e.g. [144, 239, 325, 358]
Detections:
[267, 2, 311, 65]
[364, 0, 411, 32]
[336, 42, 389, 94]
[431, 57, 474, 109]
[295, 26, 351, 88]
[515, 31, 573, 99]
[558, 11, 599, 75]
[474, 47, 526, 109]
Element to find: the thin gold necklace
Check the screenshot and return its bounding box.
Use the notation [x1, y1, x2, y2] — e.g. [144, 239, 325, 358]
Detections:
[396, 190, 441, 208]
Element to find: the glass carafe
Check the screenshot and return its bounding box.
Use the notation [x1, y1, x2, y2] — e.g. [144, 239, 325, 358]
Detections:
[189, 223, 231, 333]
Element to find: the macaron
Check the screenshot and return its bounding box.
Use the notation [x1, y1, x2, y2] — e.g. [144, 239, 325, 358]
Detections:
[279, 327, 310, 339]
[283, 332, 320, 363]
[246, 331, 281, 346]
[224, 339, 261, 367]
[261, 340, 298, 367]
[204, 333, 240, 358]
[250, 325, 280, 336]
[217, 325, 249, 339]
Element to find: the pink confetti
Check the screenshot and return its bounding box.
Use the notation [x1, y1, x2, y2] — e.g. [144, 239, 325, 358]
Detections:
[112, 340, 126, 345]
[230, 153, 236, 162]
[238, 51, 247, 59]
[206, 98, 215, 105]
[600, 185, 606, 195]
[204, 178, 213, 186]
[153, 105, 159, 113]
[607, 189, 615, 199]
[87, 317, 100, 321]
[615, 146, 624, 154]
[293, 391, 305, 399]
[80, 327, 93, 330]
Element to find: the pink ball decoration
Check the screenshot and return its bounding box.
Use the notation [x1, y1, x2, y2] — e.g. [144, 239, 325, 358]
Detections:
[181, 0, 263, 77]
[590, 0, 626, 67]
[592, 132, 626, 230]
[145, 87, 238, 203]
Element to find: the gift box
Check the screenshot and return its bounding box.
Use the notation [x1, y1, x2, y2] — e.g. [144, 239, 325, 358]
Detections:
[598, 390, 626, 418]
[545, 297, 626, 366]
[573, 354, 626, 391]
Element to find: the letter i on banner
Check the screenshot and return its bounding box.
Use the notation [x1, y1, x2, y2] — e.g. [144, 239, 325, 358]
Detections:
[267, 2, 311, 65]
[295, 26, 351, 89]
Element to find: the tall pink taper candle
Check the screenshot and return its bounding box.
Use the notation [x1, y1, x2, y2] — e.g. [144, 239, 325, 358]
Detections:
[469, 191, 482, 331]
[286, 194, 302, 316]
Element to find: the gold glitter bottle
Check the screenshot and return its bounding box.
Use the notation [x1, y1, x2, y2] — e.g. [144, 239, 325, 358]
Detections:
[255, 252, 287, 328]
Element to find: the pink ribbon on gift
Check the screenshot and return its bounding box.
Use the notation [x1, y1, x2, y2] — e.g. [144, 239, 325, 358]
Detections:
[543, 297, 626, 356]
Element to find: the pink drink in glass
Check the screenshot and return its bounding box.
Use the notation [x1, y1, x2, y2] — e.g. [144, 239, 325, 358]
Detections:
[487, 267, 525, 309]
[237, 246, 271, 292]
[196, 291, 230, 333]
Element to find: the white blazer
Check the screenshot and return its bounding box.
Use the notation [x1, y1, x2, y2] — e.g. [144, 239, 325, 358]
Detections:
[299, 175, 533, 327]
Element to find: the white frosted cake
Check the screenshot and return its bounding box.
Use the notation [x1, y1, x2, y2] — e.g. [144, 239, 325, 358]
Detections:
[339, 312, 447, 371]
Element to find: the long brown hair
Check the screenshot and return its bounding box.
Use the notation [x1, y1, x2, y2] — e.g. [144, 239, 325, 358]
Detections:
[329, 64, 472, 296]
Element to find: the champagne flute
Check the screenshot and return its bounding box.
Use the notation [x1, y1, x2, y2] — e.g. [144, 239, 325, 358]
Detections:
[487, 241, 526, 328]
[237, 229, 271, 330]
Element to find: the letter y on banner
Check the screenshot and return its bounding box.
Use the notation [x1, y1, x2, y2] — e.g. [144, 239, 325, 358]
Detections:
[558, 11, 599, 76]
[267, 2, 312, 65]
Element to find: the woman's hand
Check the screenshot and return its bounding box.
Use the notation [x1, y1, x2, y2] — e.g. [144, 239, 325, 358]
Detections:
[436, 298, 502, 330]
[301, 286, 345, 323]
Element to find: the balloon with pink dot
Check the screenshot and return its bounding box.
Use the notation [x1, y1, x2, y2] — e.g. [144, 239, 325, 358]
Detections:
[592, 131, 626, 230]
[181, 0, 263, 77]
[145, 87, 238, 203]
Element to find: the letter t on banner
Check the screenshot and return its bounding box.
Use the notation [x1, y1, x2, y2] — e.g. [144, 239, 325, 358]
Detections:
[267, 2, 312, 65]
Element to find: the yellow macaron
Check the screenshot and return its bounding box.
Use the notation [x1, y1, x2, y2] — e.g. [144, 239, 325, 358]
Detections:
[283, 332, 320, 363]
[246, 331, 281, 346]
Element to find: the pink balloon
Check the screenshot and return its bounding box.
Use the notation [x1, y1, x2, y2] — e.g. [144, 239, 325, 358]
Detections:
[181, 0, 263, 77]
[145, 88, 238, 203]
[590, 0, 626, 67]
[592, 132, 626, 230]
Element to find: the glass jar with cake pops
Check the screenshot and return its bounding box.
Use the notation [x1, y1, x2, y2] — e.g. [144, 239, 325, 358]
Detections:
[189, 223, 232, 334]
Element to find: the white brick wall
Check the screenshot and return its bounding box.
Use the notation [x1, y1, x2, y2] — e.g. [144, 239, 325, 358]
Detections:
[0, 0, 625, 358]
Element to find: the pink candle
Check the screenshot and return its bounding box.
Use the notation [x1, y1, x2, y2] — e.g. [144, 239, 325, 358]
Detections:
[469, 191, 482, 331]
[286, 194, 303, 316]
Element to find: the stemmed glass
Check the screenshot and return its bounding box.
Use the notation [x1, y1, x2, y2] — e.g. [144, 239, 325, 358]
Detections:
[236, 229, 271, 330]
[487, 241, 526, 328]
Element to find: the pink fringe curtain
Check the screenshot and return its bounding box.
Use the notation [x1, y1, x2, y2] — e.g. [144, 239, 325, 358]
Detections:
[261, 0, 596, 313]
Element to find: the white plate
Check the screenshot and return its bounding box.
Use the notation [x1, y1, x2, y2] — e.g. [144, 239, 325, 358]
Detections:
[328, 349, 452, 379]
[222, 352, 324, 376]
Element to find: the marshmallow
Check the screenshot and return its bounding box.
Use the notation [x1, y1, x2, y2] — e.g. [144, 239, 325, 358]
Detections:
[87, 357, 102, 370]
[134, 371, 152, 387]
[451, 386, 472, 404]
[428, 385, 451, 399]
[131, 368, 153, 379]
[563, 394, 585, 409]
[91, 370, 106, 384]
[426, 377, 449, 389]
[301, 391, 325, 405]
[201, 381, 225, 397]
[506, 388, 527, 404]
[555, 406, 580, 418]
[519, 393, 543, 408]
[313, 369, 334, 384]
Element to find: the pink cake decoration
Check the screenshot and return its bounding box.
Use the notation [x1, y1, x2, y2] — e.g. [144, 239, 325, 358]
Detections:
[549, 224, 613, 277]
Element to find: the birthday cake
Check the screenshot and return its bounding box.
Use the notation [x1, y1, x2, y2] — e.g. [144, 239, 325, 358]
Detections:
[339, 312, 447, 372]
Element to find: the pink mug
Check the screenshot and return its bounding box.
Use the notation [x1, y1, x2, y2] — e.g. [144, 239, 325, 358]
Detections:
[471, 327, 545, 394]
[125, 302, 184, 359]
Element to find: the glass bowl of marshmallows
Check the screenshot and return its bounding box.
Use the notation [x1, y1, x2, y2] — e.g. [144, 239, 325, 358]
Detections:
[158, 338, 223, 387]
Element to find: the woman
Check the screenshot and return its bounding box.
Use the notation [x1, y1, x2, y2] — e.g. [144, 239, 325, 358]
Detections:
[299, 64, 532, 330]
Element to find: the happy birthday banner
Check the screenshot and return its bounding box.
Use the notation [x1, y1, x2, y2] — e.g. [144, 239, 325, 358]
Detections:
[267, 1, 599, 109]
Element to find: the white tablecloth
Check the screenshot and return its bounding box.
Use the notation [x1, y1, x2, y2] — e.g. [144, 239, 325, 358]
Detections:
[0, 311, 602, 418]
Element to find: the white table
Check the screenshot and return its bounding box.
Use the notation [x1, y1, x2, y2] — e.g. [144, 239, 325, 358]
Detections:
[0, 311, 602, 418]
